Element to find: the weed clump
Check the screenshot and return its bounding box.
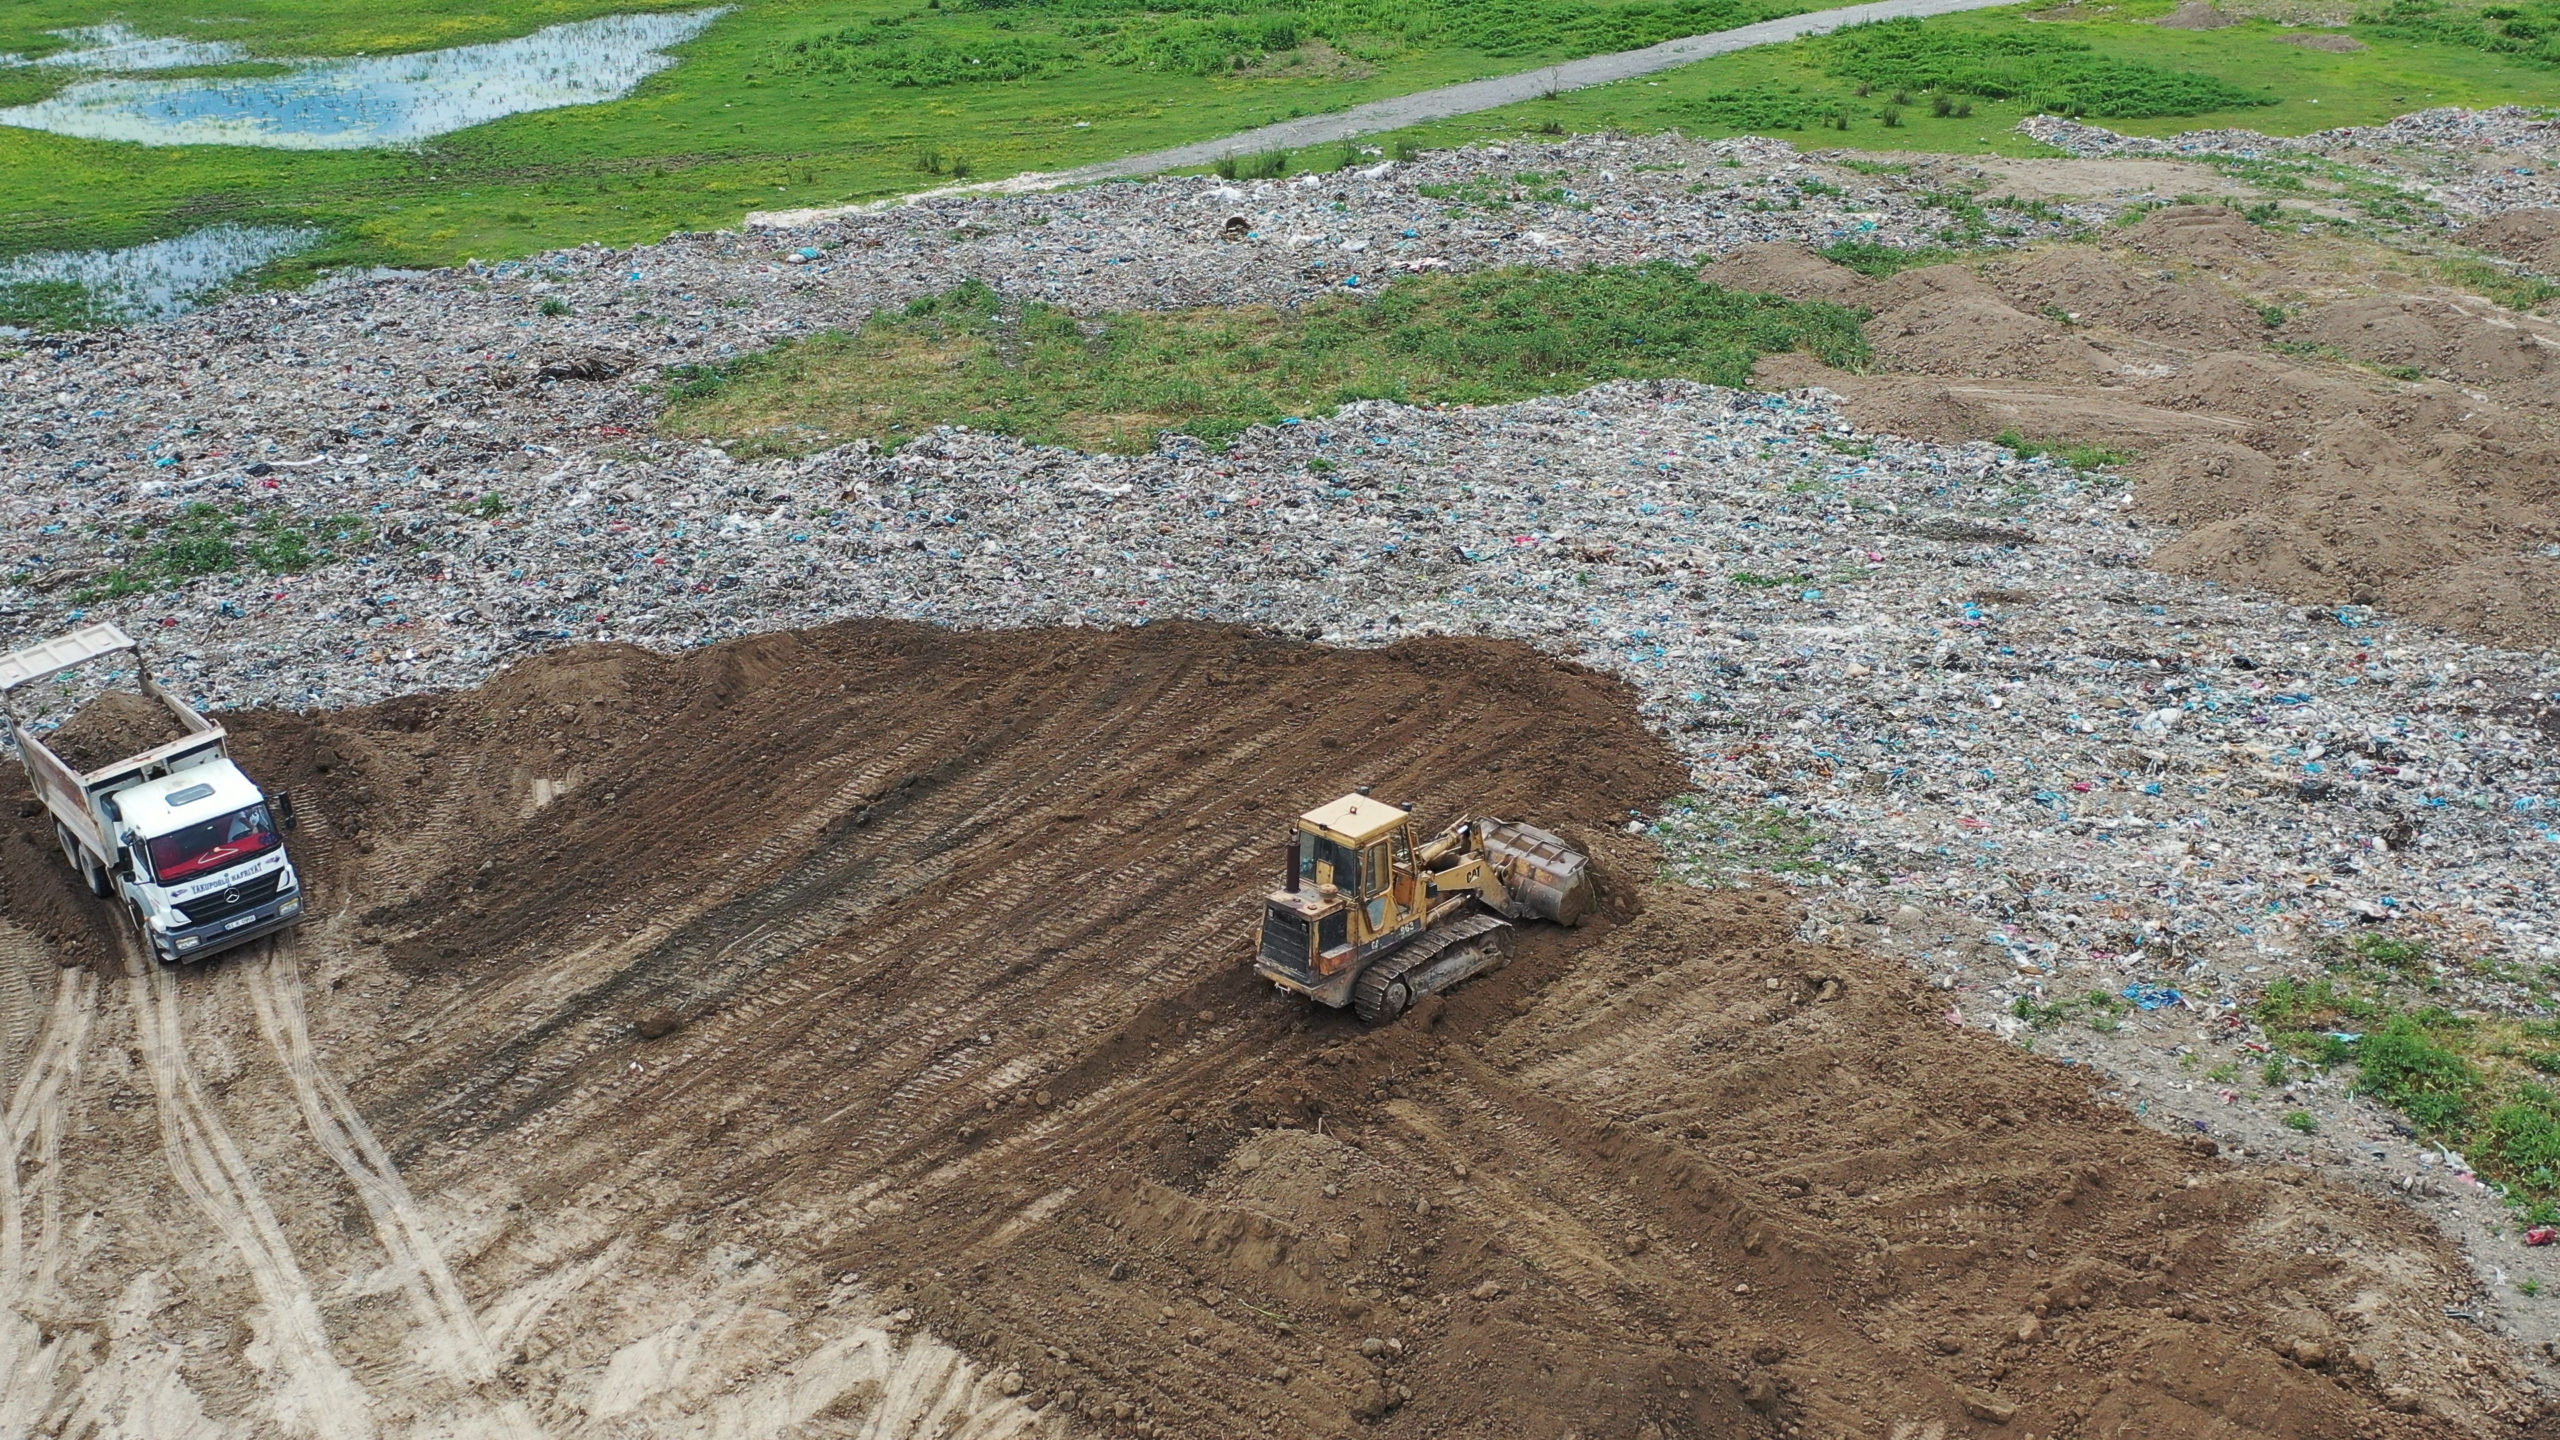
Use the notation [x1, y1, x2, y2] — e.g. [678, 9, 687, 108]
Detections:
[73, 502, 373, 602]
[1215, 150, 1291, 180]
[1997, 430, 2134, 471]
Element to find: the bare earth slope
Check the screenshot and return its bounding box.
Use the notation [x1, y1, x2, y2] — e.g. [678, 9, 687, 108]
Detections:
[1730, 209, 2560, 644]
[3, 622, 2532, 1437]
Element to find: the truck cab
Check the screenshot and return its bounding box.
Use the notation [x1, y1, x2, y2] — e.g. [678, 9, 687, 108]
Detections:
[115, 759, 303, 960]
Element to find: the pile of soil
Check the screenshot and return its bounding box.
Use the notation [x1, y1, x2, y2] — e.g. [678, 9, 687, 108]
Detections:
[41, 689, 189, 774]
[2463, 208, 2560, 277]
[2158, 0, 2240, 26]
[1734, 215, 2560, 644]
[2, 623, 2507, 1436]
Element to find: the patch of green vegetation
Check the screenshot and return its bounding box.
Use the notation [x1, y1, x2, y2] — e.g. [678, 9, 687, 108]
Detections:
[1415, 168, 1579, 209]
[0, 277, 114, 332]
[2354, 0, 2560, 66]
[658, 266, 1870, 454]
[2440, 254, 2560, 311]
[1366, 5, 2560, 166]
[1216, 149, 1293, 180]
[1996, 429, 2133, 471]
[2255, 956, 2560, 1210]
[2283, 1108, 2320, 1132]
[1824, 16, 2275, 118]
[2011, 988, 2135, 1030]
[72, 502, 371, 600]
[1818, 239, 1962, 276]
[1651, 797, 1831, 882]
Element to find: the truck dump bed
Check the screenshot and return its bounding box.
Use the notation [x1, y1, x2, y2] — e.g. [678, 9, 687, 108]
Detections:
[0, 622, 225, 858]
[46, 691, 195, 774]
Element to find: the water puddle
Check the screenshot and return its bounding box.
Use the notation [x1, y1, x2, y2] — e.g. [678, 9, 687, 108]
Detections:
[0, 9, 725, 150]
[0, 224, 319, 326]
[1, 24, 250, 71]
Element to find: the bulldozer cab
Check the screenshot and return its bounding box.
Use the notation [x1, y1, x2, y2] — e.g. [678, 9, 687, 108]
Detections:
[1295, 794, 1421, 929]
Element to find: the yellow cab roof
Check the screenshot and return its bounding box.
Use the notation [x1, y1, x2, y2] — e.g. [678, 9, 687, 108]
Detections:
[1300, 793, 1408, 845]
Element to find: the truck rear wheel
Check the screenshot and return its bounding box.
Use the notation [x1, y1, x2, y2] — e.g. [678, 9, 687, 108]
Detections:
[58, 825, 111, 897]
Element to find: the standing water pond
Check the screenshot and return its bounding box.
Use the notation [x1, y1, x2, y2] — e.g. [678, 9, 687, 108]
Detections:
[0, 10, 726, 149]
[0, 224, 319, 328]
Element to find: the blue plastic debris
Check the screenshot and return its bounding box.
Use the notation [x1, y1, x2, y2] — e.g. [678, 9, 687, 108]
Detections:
[2123, 983, 2183, 1010]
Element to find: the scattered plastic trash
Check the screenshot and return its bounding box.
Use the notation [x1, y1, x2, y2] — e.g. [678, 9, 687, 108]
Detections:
[2526, 1227, 2558, 1246]
[2124, 984, 2185, 1011]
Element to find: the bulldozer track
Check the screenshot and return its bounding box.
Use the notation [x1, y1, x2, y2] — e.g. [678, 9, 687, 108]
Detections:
[1352, 912, 1512, 1023]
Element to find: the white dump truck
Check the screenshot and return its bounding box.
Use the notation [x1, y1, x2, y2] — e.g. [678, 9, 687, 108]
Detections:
[0, 623, 302, 962]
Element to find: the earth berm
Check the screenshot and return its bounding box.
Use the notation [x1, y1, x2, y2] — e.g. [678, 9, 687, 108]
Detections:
[1, 621, 2528, 1436]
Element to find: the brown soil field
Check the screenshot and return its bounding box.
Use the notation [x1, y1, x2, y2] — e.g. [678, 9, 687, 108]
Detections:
[2, 621, 2543, 1437]
[1728, 209, 2560, 645]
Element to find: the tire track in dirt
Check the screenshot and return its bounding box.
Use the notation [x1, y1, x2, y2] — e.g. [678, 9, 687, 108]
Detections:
[120, 930, 376, 1440]
[0, 964, 95, 1436]
[239, 939, 546, 1440]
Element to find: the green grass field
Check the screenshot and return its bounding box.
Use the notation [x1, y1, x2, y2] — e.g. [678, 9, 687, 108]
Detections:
[656, 265, 1870, 454]
[0, 0, 1867, 278]
[4, 0, 2559, 305]
[1364, 0, 2560, 160]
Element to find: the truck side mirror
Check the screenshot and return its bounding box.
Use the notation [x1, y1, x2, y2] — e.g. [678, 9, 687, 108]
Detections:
[275, 793, 299, 832]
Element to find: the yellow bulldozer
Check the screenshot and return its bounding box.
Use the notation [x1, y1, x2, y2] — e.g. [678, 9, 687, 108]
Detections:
[1251, 789, 1596, 1022]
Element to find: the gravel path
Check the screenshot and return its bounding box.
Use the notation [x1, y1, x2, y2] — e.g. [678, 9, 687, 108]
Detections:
[749, 0, 2025, 227]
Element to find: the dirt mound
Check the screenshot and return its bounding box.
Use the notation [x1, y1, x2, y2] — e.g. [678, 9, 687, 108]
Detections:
[2285, 293, 2560, 383]
[1988, 247, 2270, 349]
[2124, 204, 2271, 263]
[1782, 233, 2560, 645]
[0, 623, 2496, 1436]
[2463, 207, 2560, 276]
[42, 689, 189, 774]
[2158, 0, 2240, 25]
[1696, 242, 1875, 306]
[2280, 29, 2368, 49]
[1865, 267, 2121, 378]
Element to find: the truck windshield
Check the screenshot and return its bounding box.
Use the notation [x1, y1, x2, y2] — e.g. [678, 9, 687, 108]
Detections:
[147, 803, 279, 883]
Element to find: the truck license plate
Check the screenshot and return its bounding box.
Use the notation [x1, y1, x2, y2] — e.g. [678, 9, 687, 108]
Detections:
[226, 915, 256, 930]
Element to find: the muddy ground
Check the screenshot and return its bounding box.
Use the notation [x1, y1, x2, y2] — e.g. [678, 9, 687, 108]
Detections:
[2, 621, 2543, 1438]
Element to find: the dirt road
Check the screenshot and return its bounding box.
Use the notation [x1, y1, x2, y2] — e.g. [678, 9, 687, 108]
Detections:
[0, 621, 2536, 1435]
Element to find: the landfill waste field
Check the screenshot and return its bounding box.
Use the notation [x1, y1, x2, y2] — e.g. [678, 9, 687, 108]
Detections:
[15, 106, 2560, 1438]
